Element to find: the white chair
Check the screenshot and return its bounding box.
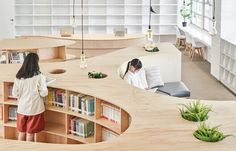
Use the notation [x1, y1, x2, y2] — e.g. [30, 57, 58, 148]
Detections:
[184, 32, 192, 55]
[175, 26, 186, 48]
[190, 37, 206, 61]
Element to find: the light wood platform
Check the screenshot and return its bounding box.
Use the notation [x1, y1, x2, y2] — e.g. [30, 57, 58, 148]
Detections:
[26, 34, 145, 58]
[0, 37, 75, 62]
[0, 43, 235, 151]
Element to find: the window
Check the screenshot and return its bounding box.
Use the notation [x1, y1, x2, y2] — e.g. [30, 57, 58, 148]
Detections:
[191, 0, 213, 31]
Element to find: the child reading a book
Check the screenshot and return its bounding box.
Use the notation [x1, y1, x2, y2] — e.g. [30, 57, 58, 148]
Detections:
[12, 53, 48, 142]
[122, 58, 146, 89]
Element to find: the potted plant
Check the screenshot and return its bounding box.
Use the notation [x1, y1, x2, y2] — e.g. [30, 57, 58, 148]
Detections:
[144, 40, 159, 52]
[88, 71, 107, 79]
[180, 1, 191, 27]
[178, 100, 212, 122]
[193, 123, 234, 142]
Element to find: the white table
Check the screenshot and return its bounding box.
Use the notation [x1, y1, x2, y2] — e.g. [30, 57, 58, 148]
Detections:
[178, 25, 212, 47]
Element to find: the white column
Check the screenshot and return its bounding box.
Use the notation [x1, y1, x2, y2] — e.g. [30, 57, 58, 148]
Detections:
[0, 0, 15, 39]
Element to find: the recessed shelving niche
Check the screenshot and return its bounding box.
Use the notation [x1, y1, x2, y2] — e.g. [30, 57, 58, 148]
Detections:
[220, 40, 236, 94]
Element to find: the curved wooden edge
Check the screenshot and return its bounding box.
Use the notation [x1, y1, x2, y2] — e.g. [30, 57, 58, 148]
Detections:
[0, 43, 235, 151]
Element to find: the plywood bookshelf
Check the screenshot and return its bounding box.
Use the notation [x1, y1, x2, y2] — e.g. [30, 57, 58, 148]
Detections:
[0, 81, 130, 144]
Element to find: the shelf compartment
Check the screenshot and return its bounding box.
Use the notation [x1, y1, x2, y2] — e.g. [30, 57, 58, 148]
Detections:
[95, 124, 119, 142]
[44, 122, 66, 137]
[44, 110, 66, 136]
[67, 138, 83, 144]
[15, 0, 33, 4]
[36, 131, 67, 144]
[95, 118, 121, 135]
[4, 121, 17, 128]
[67, 111, 94, 122]
[4, 126, 18, 140]
[67, 115, 95, 142]
[67, 134, 94, 144]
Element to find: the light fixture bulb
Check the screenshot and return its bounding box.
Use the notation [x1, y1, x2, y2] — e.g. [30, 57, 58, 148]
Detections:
[72, 18, 76, 28]
[80, 52, 87, 69]
[147, 29, 153, 41]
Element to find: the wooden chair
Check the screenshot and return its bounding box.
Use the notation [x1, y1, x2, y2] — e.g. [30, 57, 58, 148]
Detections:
[184, 32, 192, 56]
[190, 38, 206, 61]
[175, 27, 186, 48]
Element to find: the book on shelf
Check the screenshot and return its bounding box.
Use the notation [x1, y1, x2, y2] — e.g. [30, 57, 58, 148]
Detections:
[0, 51, 7, 64]
[46, 89, 66, 108]
[8, 85, 17, 100]
[0, 105, 3, 120]
[69, 94, 94, 116]
[70, 116, 94, 138]
[102, 128, 118, 141]
[9, 51, 29, 64]
[101, 103, 121, 124]
[8, 106, 17, 121]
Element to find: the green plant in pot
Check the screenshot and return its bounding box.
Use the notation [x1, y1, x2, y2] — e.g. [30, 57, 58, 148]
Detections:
[178, 100, 212, 122]
[193, 123, 234, 142]
[180, 1, 191, 27]
[88, 71, 107, 79]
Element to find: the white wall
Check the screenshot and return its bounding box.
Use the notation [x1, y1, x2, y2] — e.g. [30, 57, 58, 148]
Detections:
[210, 0, 222, 80]
[0, 0, 15, 39]
[221, 0, 236, 45]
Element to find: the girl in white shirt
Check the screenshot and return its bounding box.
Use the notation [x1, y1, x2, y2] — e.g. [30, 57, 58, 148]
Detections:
[123, 58, 145, 89]
[12, 53, 48, 142]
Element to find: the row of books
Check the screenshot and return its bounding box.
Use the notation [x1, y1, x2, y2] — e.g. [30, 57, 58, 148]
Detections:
[9, 52, 29, 64]
[9, 106, 17, 121]
[69, 94, 95, 116]
[70, 117, 94, 138]
[101, 103, 121, 124]
[46, 89, 66, 108]
[0, 105, 3, 120]
[102, 128, 118, 141]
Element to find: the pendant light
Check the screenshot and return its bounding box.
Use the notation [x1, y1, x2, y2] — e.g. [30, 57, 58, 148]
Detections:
[147, 0, 157, 41]
[210, 0, 217, 35]
[80, 0, 87, 69]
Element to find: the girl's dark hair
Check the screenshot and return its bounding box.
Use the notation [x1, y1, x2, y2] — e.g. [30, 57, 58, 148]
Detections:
[16, 53, 41, 79]
[122, 58, 142, 79]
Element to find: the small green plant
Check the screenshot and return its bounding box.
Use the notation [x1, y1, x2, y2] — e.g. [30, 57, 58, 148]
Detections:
[179, 100, 212, 122]
[193, 123, 234, 142]
[88, 71, 107, 79]
[180, 8, 191, 22]
[180, 1, 192, 23]
[145, 47, 159, 52]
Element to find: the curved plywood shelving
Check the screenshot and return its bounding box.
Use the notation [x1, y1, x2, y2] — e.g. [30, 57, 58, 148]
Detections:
[1, 82, 130, 145]
[0, 43, 235, 150]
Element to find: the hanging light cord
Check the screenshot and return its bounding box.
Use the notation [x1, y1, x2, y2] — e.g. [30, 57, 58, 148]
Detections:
[213, 0, 215, 20]
[149, 0, 151, 29]
[81, 0, 84, 55]
[73, 0, 75, 22]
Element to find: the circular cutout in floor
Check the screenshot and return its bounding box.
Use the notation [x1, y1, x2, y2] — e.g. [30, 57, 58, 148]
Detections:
[49, 69, 66, 74]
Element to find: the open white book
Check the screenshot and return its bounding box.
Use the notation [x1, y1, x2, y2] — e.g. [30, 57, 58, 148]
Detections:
[46, 76, 56, 85]
[146, 88, 158, 93]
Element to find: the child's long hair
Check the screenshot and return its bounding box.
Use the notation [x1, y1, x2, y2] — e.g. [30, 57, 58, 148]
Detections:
[16, 53, 41, 79]
[122, 58, 142, 79]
